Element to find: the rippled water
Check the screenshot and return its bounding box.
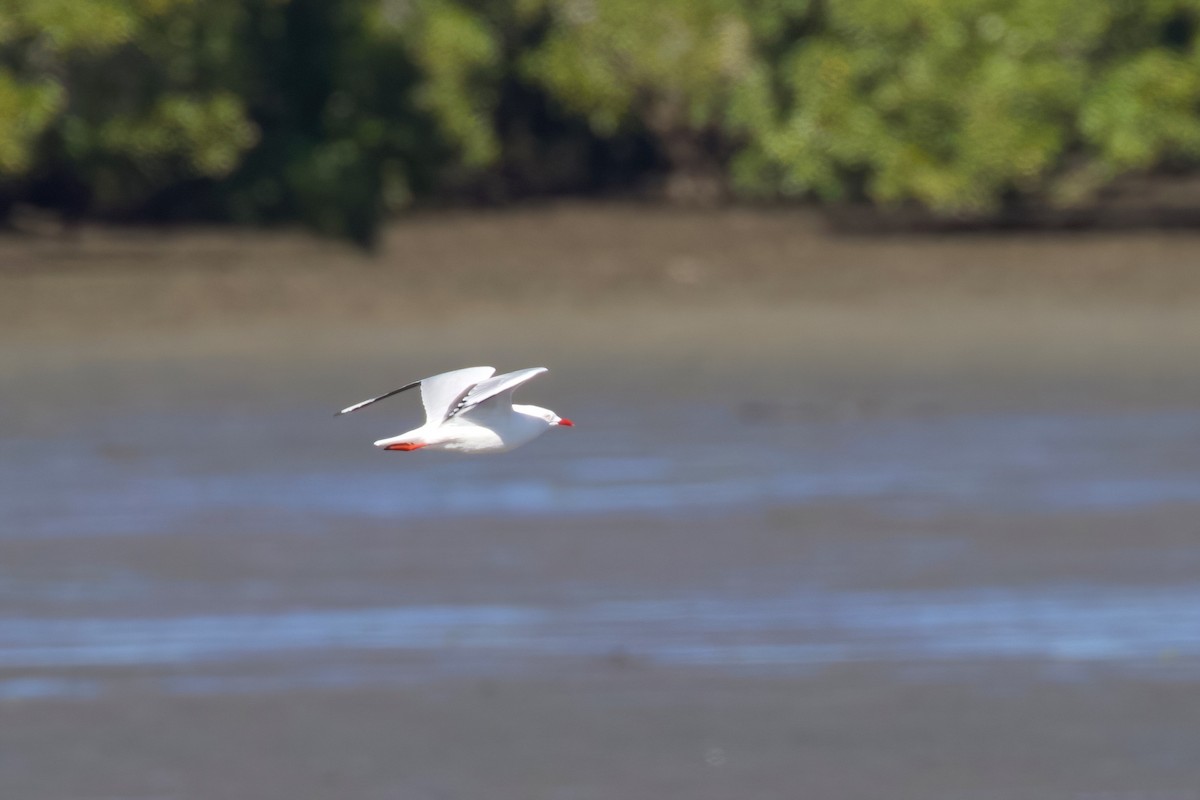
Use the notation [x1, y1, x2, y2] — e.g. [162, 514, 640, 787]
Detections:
[7, 407, 1200, 538]
[3, 584, 1197, 673]
[3, 385, 1200, 698]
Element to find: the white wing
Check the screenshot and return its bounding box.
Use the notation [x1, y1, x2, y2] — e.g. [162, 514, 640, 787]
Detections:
[335, 366, 495, 422]
[450, 367, 547, 419]
[418, 366, 496, 424]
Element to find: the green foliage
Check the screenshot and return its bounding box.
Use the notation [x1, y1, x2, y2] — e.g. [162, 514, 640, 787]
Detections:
[0, 73, 63, 174]
[213, 0, 437, 245]
[393, 0, 502, 168]
[96, 93, 255, 176]
[0, 0, 162, 178]
[0, 0, 440, 243]
[520, 0, 810, 188]
[524, 0, 756, 133]
[5, 0, 1200, 239]
[737, 0, 1200, 211]
[1082, 47, 1200, 169]
[0, 0, 261, 216]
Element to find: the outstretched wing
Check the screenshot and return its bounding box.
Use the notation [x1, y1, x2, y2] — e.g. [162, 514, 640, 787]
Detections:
[335, 381, 420, 416]
[449, 367, 547, 420]
[417, 366, 496, 423]
[335, 366, 495, 422]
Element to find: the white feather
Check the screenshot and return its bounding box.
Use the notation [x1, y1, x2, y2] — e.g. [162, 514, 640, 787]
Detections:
[339, 365, 570, 455]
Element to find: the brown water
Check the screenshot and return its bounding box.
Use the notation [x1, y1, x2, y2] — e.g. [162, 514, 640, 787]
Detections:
[3, 210, 1200, 799]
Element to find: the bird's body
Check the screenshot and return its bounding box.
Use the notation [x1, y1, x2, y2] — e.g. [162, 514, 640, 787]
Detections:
[336, 366, 572, 454]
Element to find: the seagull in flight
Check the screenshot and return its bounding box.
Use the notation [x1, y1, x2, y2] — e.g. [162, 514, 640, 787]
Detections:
[336, 366, 573, 454]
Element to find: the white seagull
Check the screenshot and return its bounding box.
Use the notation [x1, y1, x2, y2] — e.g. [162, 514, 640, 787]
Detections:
[336, 366, 573, 454]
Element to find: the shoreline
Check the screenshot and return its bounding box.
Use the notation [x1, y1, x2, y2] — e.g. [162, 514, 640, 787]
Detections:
[5, 203, 1200, 341]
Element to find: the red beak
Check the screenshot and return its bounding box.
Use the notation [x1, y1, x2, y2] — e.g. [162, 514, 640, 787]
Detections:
[557, 419, 574, 427]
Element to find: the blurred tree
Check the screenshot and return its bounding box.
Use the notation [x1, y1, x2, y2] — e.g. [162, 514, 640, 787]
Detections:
[521, 0, 813, 201]
[215, 0, 440, 245]
[392, 0, 504, 170]
[381, 0, 661, 201]
[5, 0, 1200, 238]
[0, 0, 258, 222]
[0, 0, 438, 244]
[737, 0, 1200, 214]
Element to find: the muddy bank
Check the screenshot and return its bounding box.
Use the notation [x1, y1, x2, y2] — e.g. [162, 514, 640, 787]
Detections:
[5, 671, 1199, 800]
[5, 203, 1200, 340]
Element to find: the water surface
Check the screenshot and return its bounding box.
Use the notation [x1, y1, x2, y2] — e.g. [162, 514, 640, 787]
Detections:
[4, 381, 1199, 698]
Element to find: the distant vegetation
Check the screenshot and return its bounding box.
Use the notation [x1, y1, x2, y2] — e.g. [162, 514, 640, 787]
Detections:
[3, 0, 1200, 243]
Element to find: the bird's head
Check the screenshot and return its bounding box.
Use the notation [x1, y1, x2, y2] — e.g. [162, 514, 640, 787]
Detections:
[516, 404, 574, 428]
